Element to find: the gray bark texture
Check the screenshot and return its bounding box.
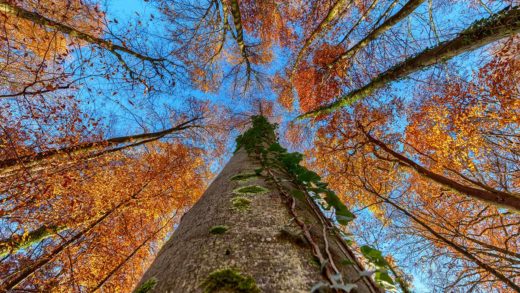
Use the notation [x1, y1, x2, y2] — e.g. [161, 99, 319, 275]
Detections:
[134, 142, 381, 292]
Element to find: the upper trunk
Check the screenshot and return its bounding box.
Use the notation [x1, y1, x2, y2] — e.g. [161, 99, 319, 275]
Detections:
[301, 6, 520, 118]
[134, 116, 381, 292]
[0, 2, 162, 64]
[0, 117, 200, 178]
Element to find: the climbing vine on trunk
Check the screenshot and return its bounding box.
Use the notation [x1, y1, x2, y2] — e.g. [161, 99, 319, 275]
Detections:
[236, 116, 402, 291]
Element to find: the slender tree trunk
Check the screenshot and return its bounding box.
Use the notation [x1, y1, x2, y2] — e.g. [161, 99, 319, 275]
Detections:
[362, 130, 520, 212]
[0, 1, 163, 64]
[0, 117, 200, 177]
[0, 182, 151, 291]
[301, 6, 520, 118]
[330, 0, 425, 66]
[229, 0, 251, 72]
[290, 0, 351, 77]
[364, 188, 520, 292]
[134, 117, 381, 292]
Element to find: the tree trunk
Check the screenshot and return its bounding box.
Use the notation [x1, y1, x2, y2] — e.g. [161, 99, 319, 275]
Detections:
[134, 117, 381, 292]
[301, 6, 520, 118]
[330, 0, 425, 66]
[0, 117, 200, 177]
[290, 0, 351, 77]
[362, 130, 520, 212]
[0, 1, 163, 65]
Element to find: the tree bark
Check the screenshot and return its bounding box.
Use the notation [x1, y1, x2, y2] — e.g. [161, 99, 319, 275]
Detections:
[300, 6, 520, 118]
[134, 117, 381, 292]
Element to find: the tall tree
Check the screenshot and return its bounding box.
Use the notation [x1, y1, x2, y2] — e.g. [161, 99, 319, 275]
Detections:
[135, 116, 389, 292]
[0, 115, 203, 177]
[1, 140, 208, 291]
[2, 0, 519, 291]
[300, 6, 520, 118]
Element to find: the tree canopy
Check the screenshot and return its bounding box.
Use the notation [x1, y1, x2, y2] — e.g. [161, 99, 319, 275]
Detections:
[0, 0, 518, 291]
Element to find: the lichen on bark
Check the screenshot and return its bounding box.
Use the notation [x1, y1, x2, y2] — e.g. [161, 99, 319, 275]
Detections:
[233, 185, 269, 195]
[230, 173, 258, 182]
[230, 196, 251, 211]
[135, 278, 157, 293]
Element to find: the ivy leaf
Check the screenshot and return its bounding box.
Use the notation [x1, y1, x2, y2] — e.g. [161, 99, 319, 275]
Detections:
[298, 169, 321, 183]
[291, 189, 305, 200]
[316, 181, 328, 189]
[359, 246, 397, 290]
[375, 271, 397, 291]
[323, 191, 355, 225]
[360, 245, 388, 268]
[280, 152, 303, 167]
[268, 143, 285, 153]
[336, 212, 355, 225]
[376, 271, 395, 285]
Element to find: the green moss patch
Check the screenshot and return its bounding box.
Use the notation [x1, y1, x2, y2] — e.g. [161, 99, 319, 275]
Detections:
[209, 225, 229, 235]
[135, 277, 157, 293]
[230, 173, 258, 182]
[233, 185, 268, 195]
[309, 257, 320, 268]
[231, 196, 251, 212]
[201, 268, 260, 293]
[0, 225, 67, 257]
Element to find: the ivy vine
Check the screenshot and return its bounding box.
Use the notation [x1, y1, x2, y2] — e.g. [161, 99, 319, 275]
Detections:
[236, 116, 399, 291]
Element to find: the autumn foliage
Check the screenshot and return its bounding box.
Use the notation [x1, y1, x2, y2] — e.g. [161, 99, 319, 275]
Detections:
[1, 0, 519, 291]
[307, 38, 520, 291]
